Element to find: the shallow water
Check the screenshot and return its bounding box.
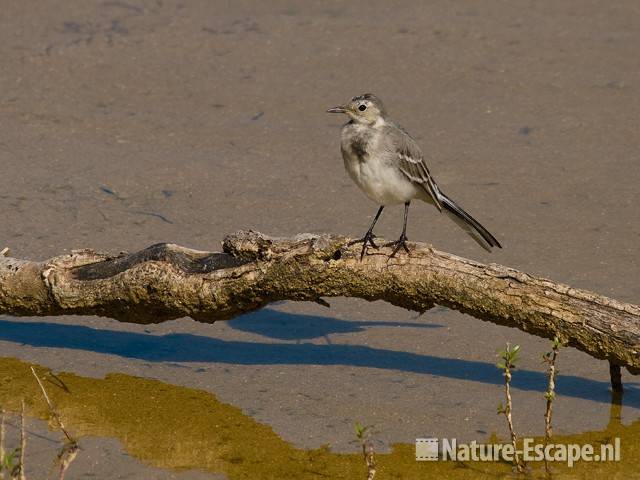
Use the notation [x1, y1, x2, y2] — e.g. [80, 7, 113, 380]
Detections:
[1, 357, 637, 479]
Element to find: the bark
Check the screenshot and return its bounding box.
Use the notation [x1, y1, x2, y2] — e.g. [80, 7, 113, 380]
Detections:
[1, 231, 638, 375]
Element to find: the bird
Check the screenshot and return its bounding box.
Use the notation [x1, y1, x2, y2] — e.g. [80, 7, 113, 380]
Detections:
[327, 93, 501, 260]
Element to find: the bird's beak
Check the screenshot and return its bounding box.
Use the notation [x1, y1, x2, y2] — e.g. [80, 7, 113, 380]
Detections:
[326, 105, 347, 114]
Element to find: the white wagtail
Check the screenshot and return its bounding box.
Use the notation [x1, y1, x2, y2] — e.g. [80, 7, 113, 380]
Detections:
[327, 93, 501, 259]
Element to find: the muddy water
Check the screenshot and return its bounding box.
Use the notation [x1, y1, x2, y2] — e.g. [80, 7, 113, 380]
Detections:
[0, 358, 637, 479]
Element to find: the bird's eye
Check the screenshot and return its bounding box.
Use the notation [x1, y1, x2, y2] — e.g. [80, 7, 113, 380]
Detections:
[358, 104, 367, 111]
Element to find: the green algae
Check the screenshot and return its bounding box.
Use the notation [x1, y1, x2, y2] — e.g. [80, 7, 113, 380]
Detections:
[0, 356, 637, 479]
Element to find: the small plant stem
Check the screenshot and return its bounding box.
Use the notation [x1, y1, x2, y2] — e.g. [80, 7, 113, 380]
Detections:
[354, 422, 376, 480]
[503, 367, 522, 472]
[544, 345, 559, 442]
[58, 445, 78, 480]
[0, 407, 5, 480]
[363, 441, 376, 480]
[497, 344, 523, 473]
[19, 400, 26, 480]
[542, 338, 562, 476]
[30, 367, 78, 480]
[30, 368, 74, 444]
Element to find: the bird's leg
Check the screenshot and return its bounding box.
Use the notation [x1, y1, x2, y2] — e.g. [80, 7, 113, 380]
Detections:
[348, 205, 384, 260]
[385, 202, 411, 257]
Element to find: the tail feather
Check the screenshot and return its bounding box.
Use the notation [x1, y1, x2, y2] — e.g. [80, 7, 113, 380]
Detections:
[439, 193, 502, 251]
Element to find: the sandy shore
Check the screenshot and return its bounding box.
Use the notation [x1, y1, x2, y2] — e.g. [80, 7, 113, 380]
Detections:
[1, 1, 639, 477]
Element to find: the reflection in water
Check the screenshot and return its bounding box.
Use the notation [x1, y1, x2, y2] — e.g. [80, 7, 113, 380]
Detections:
[0, 358, 637, 479]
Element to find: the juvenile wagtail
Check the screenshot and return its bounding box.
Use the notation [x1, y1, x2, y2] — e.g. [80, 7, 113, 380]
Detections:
[327, 93, 501, 259]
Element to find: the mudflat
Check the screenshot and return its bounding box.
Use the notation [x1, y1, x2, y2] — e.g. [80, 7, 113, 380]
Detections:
[1, 1, 639, 477]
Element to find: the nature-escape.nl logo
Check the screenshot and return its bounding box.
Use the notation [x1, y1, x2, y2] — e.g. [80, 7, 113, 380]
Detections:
[415, 437, 621, 467]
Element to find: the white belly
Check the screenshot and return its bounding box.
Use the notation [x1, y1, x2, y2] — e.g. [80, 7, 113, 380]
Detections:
[344, 153, 421, 205]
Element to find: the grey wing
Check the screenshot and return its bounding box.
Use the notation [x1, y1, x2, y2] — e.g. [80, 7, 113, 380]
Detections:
[387, 126, 443, 211]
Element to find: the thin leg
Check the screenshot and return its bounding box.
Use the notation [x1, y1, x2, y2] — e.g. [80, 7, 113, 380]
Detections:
[385, 201, 411, 257]
[348, 205, 384, 260]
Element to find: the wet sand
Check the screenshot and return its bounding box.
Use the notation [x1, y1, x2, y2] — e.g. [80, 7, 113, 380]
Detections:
[1, 0, 639, 477]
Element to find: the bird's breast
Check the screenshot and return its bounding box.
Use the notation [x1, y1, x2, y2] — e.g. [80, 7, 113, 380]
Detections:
[341, 124, 375, 164]
[340, 126, 417, 205]
[341, 125, 376, 186]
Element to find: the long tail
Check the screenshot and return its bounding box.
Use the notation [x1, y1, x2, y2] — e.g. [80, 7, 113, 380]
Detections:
[439, 193, 502, 251]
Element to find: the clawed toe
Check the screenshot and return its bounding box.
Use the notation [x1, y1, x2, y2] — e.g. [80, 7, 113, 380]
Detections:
[349, 232, 411, 260]
[385, 235, 410, 258]
[348, 232, 378, 260]
[348, 234, 377, 248]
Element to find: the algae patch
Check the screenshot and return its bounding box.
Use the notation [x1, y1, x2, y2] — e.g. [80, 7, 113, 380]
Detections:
[0, 357, 637, 479]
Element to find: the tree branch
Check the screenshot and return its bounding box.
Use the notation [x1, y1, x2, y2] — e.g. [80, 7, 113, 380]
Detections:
[1, 231, 638, 375]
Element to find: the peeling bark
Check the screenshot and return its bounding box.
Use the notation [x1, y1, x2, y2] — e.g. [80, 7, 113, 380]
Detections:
[1, 231, 638, 375]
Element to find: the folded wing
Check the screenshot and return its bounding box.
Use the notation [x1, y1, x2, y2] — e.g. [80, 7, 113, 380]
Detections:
[385, 125, 443, 211]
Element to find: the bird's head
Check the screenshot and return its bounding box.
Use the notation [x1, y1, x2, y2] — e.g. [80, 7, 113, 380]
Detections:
[327, 93, 387, 125]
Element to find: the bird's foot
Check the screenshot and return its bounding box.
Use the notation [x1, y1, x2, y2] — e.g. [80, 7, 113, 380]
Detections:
[384, 233, 410, 258]
[348, 231, 378, 261]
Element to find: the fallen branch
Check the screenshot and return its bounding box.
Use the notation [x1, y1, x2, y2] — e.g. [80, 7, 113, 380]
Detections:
[0, 231, 638, 379]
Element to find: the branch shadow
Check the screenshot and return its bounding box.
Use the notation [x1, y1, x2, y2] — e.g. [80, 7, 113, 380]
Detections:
[0, 314, 637, 409]
[227, 309, 443, 341]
